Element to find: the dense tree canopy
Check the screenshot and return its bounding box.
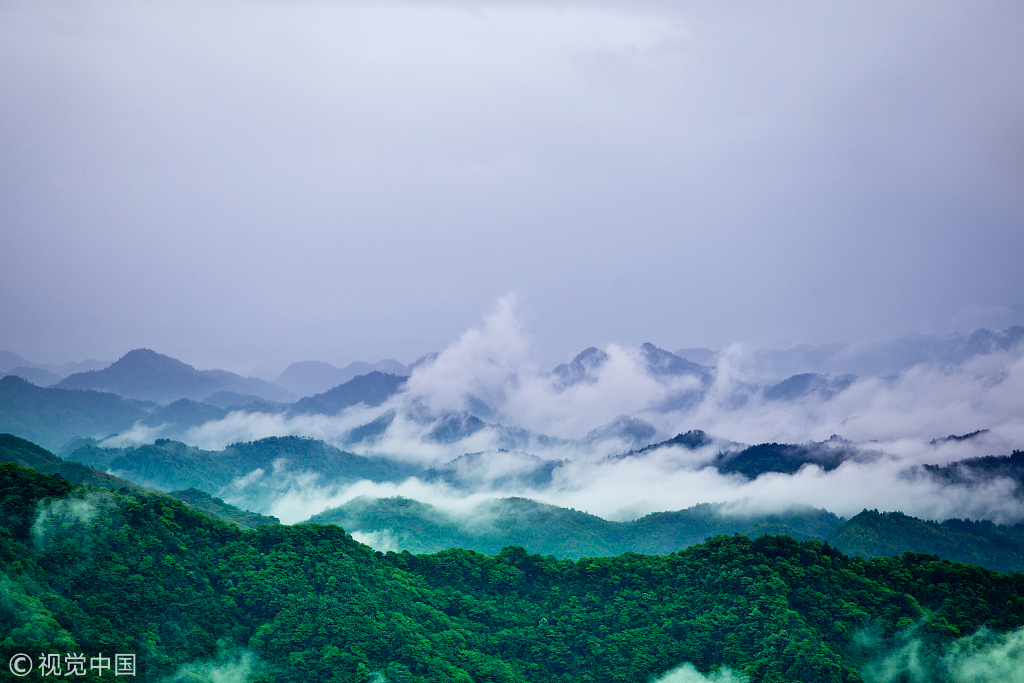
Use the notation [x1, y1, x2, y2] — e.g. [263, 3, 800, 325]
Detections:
[2, 461, 1023, 682]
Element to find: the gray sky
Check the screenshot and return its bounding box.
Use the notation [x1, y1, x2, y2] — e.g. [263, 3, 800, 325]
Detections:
[2, 0, 1022, 377]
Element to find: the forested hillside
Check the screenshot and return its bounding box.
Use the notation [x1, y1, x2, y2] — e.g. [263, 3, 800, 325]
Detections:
[311, 496, 1024, 572]
[67, 436, 421, 493]
[0, 434, 277, 530]
[308, 497, 842, 558]
[2, 463, 1024, 682]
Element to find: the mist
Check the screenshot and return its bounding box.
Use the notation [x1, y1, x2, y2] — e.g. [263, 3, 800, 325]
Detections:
[118, 298, 1018, 526]
[3, 0, 1021, 531]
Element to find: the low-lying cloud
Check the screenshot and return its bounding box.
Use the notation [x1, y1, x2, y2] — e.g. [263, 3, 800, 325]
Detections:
[101, 299, 1024, 525]
[652, 663, 747, 683]
[861, 626, 1024, 683]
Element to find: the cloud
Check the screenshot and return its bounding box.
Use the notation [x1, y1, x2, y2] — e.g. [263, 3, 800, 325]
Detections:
[161, 646, 261, 683]
[32, 493, 102, 549]
[349, 529, 400, 554]
[98, 301, 1024, 525]
[860, 626, 1024, 683]
[946, 627, 1024, 683]
[652, 663, 747, 683]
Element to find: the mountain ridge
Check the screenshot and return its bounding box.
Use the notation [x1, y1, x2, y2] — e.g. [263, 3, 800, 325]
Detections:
[57, 348, 294, 404]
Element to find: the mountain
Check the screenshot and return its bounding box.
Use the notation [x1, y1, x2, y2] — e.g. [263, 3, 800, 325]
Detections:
[0, 433, 276, 528]
[339, 404, 570, 453]
[5, 366, 62, 387]
[0, 375, 269, 450]
[308, 496, 843, 558]
[762, 372, 856, 401]
[631, 428, 715, 454]
[0, 431, 146, 491]
[6, 461, 1023, 682]
[202, 390, 288, 410]
[713, 439, 863, 478]
[289, 371, 408, 415]
[923, 449, 1024, 490]
[582, 415, 658, 448]
[274, 358, 410, 397]
[638, 342, 712, 379]
[832, 509, 1024, 574]
[0, 374, 152, 451]
[744, 325, 1024, 379]
[310, 494, 1024, 572]
[551, 346, 608, 388]
[621, 430, 865, 479]
[56, 348, 294, 404]
[0, 351, 109, 377]
[552, 343, 711, 391]
[167, 487, 280, 528]
[0, 350, 32, 372]
[67, 435, 422, 496]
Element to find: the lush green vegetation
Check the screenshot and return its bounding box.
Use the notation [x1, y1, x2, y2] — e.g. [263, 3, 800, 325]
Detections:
[68, 436, 421, 493]
[0, 434, 275, 530]
[309, 497, 1024, 573]
[167, 488, 280, 529]
[308, 497, 842, 559]
[832, 510, 1024, 574]
[3, 461, 1024, 682]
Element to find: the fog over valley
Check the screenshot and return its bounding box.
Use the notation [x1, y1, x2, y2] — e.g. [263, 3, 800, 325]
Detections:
[2, 2, 1023, 680]
[4, 299, 1023, 531]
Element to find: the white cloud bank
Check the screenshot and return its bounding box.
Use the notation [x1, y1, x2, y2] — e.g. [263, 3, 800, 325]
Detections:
[102, 298, 1024, 525]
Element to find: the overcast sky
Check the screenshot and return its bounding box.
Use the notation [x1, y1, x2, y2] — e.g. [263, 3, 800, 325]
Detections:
[1, 0, 1022, 377]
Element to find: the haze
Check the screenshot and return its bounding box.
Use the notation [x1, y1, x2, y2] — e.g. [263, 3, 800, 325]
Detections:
[1, 0, 1022, 376]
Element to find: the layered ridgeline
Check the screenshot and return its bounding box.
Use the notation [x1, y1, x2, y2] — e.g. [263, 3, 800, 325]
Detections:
[0, 370, 408, 452]
[55, 348, 294, 404]
[12, 433, 1024, 573]
[0, 434, 278, 529]
[67, 438, 419, 497]
[3, 462, 1024, 683]
[60, 431, 879, 496]
[309, 497, 1024, 573]
[1, 339, 939, 456]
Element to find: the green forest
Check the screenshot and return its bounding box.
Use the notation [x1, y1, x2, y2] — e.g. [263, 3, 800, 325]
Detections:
[3, 454, 1024, 682]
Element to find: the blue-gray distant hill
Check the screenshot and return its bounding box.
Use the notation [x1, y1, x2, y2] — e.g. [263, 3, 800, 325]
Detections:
[289, 371, 408, 415]
[275, 359, 409, 397]
[744, 325, 1024, 378]
[0, 375, 152, 451]
[552, 343, 712, 391]
[4, 366, 62, 387]
[57, 348, 294, 404]
[0, 375, 248, 451]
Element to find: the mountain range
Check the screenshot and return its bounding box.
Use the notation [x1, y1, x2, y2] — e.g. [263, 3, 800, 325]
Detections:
[308, 496, 1024, 573]
[55, 348, 295, 403]
[5, 431, 1024, 573]
[273, 358, 410, 397]
[6, 458, 1022, 682]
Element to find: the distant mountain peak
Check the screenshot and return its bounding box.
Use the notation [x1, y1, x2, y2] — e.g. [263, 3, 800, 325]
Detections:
[56, 348, 293, 404]
[275, 358, 410, 397]
[551, 347, 609, 388]
[638, 342, 709, 378]
[113, 348, 198, 372]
